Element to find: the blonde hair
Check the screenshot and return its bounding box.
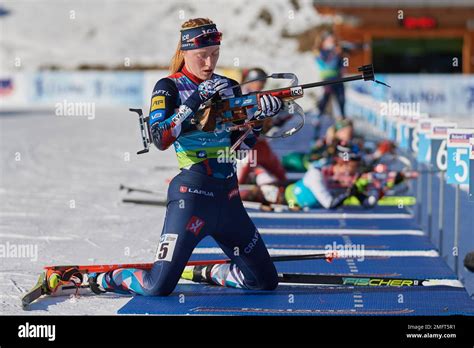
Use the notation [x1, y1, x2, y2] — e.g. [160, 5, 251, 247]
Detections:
[169, 18, 215, 74]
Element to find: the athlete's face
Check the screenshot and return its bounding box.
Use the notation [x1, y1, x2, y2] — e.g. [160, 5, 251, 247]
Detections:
[322, 36, 335, 50]
[335, 126, 353, 143]
[333, 160, 358, 177]
[184, 46, 220, 80]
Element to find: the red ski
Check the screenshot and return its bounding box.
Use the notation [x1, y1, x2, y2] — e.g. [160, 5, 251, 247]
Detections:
[22, 252, 335, 309]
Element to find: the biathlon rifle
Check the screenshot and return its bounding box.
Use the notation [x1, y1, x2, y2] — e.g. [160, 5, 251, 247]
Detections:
[130, 64, 389, 155]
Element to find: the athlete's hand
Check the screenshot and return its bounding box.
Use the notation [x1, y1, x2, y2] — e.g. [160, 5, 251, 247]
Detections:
[198, 78, 229, 101]
[253, 95, 283, 120]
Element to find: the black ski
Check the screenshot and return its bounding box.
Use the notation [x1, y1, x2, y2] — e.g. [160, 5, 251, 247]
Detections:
[278, 273, 463, 287]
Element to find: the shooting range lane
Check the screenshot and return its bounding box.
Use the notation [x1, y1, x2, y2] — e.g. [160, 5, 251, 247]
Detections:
[118, 106, 474, 316]
[118, 207, 474, 315]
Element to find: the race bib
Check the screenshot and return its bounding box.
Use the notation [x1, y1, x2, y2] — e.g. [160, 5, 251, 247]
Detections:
[155, 234, 179, 262]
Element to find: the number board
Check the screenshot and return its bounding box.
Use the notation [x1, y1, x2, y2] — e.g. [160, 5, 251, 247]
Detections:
[416, 118, 436, 164]
[446, 128, 474, 185]
[408, 114, 427, 154]
[397, 115, 409, 150]
[427, 123, 457, 171]
[470, 138, 474, 201]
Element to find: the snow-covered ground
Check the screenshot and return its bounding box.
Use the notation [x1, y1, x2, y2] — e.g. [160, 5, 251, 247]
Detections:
[0, 0, 325, 84]
[0, 107, 178, 314]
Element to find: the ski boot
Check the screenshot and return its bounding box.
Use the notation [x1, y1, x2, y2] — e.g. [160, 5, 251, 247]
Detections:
[181, 265, 214, 284]
[88, 273, 109, 294]
[45, 267, 83, 294]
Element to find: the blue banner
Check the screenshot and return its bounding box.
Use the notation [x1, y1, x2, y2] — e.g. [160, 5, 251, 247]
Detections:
[32, 71, 144, 106]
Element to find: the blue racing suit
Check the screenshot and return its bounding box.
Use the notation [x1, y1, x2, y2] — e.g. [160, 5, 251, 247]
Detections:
[97, 66, 278, 296]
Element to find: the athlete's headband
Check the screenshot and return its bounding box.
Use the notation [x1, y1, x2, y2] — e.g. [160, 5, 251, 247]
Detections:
[180, 24, 222, 51]
[335, 144, 361, 162]
[334, 119, 353, 131]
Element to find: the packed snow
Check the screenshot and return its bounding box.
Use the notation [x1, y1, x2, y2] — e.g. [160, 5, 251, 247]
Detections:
[0, 106, 181, 314]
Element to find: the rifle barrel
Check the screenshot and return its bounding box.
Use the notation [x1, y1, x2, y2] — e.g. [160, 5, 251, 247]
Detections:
[300, 74, 364, 90]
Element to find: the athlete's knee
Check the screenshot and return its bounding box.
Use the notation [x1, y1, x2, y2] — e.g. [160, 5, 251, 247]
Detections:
[258, 277, 278, 291]
[143, 261, 183, 296]
[144, 283, 175, 297]
[260, 272, 279, 290]
[152, 287, 174, 297]
[141, 276, 176, 296]
[247, 265, 278, 291]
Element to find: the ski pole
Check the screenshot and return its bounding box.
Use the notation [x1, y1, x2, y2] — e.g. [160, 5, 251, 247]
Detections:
[45, 252, 337, 274]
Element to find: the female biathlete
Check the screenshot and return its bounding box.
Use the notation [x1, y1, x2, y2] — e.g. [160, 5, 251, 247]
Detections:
[88, 18, 283, 296]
